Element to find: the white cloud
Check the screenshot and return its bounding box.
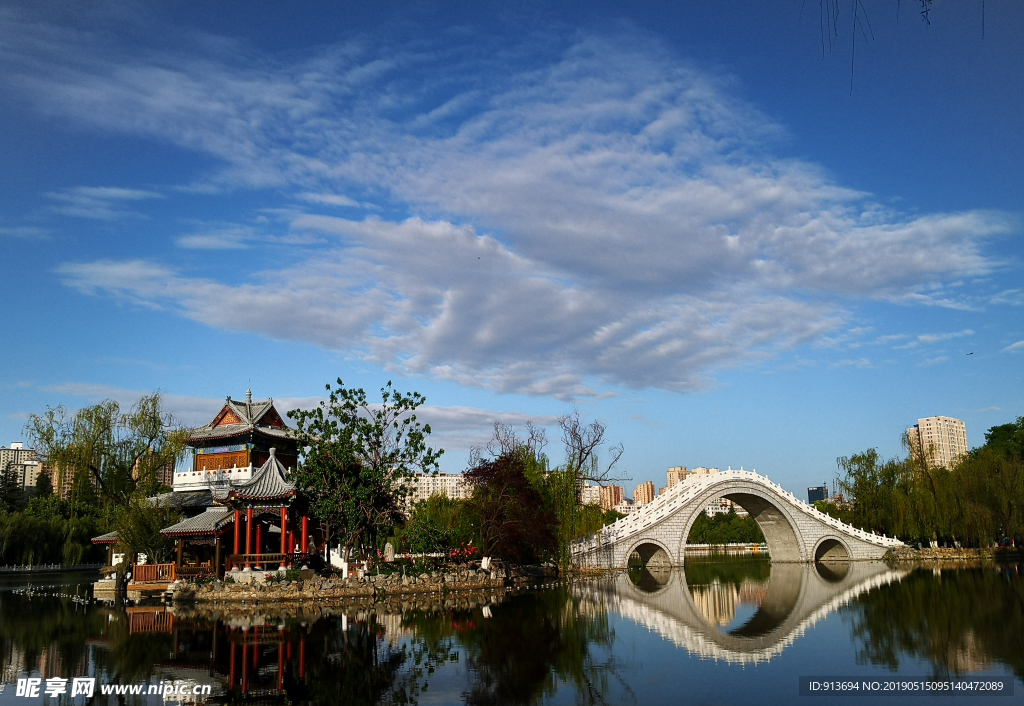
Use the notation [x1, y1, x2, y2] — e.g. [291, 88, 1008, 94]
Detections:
[1003, 341, 1024, 353]
[895, 329, 974, 350]
[175, 225, 254, 249]
[46, 186, 163, 220]
[0, 226, 49, 239]
[3, 16, 1015, 398]
[991, 289, 1024, 306]
[831, 358, 871, 369]
[919, 356, 949, 366]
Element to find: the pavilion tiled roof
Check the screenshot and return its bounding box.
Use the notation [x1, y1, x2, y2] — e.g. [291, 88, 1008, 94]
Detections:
[92, 530, 119, 545]
[147, 490, 214, 509]
[188, 391, 294, 444]
[160, 507, 234, 537]
[213, 448, 297, 503]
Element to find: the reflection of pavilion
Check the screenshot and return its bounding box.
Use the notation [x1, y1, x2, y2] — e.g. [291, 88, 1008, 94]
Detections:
[577, 562, 909, 664]
[121, 606, 311, 701]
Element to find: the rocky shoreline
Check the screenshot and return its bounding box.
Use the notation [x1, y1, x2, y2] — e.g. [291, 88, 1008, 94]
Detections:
[884, 546, 1023, 562]
[171, 564, 560, 604]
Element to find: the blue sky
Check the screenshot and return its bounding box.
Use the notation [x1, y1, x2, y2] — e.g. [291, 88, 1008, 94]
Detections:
[1, 1, 1021, 496]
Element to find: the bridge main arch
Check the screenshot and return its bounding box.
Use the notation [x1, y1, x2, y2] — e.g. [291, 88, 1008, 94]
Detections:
[679, 481, 808, 562]
[570, 470, 902, 568]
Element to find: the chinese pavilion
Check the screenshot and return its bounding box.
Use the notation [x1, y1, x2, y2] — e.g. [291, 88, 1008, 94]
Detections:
[96, 391, 321, 587]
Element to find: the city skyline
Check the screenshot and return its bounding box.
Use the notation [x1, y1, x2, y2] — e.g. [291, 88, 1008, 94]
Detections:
[1, 2, 1021, 499]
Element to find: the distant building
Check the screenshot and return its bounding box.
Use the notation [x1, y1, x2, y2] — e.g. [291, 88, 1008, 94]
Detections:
[406, 472, 471, 505]
[705, 498, 734, 517]
[7, 460, 45, 489]
[690, 467, 719, 476]
[0, 442, 35, 473]
[666, 466, 688, 488]
[633, 481, 656, 507]
[612, 499, 635, 515]
[580, 484, 601, 506]
[600, 485, 624, 511]
[907, 416, 968, 469]
[807, 485, 828, 504]
[658, 486, 667, 497]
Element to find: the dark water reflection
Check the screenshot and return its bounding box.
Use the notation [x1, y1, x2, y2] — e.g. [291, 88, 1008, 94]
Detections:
[0, 562, 1021, 704]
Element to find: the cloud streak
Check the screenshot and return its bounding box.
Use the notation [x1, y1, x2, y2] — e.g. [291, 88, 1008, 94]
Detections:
[3, 14, 1014, 398]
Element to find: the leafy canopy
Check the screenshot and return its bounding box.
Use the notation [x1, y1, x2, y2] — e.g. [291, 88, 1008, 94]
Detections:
[288, 379, 443, 561]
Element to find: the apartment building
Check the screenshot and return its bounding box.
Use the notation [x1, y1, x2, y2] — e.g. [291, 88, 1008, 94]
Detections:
[600, 485, 624, 511]
[908, 416, 968, 469]
[633, 481, 656, 507]
[406, 472, 472, 505]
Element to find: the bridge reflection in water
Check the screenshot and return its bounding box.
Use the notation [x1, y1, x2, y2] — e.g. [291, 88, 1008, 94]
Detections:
[575, 560, 909, 665]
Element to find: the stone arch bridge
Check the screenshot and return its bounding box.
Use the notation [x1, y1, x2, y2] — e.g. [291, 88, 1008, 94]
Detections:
[571, 470, 903, 567]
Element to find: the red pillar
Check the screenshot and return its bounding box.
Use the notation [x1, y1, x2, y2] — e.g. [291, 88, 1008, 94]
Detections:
[277, 642, 284, 692]
[288, 531, 295, 566]
[255, 524, 263, 569]
[233, 510, 240, 554]
[242, 644, 249, 694]
[280, 507, 288, 569]
[229, 642, 237, 687]
[299, 637, 306, 680]
[245, 507, 253, 569]
[301, 515, 309, 555]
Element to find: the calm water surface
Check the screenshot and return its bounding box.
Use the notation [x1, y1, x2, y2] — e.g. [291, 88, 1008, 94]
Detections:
[0, 560, 1021, 705]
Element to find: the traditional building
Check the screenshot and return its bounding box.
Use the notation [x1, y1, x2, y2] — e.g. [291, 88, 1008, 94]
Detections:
[94, 391, 317, 584]
[175, 390, 298, 492]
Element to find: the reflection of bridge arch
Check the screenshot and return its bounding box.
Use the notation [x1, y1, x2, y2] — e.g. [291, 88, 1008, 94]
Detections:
[572, 470, 903, 567]
[577, 562, 908, 664]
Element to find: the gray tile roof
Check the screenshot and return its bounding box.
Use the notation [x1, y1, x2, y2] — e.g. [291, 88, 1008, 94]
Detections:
[160, 507, 234, 536]
[213, 449, 297, 503]
[148, 490, 215, 509]
[92, 530, 119, 544]
[188, 393, 295, 444]
[188, 423, 293, 441]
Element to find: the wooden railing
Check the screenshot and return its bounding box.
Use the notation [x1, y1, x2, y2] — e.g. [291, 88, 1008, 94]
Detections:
[227, 553, 310, 569]
[132, 563, 176, 583]
[128, 608, 174, 633]
[177, 565, 214, 580]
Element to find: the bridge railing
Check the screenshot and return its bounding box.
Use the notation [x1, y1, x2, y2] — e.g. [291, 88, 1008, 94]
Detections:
[572, 470, 901, 555]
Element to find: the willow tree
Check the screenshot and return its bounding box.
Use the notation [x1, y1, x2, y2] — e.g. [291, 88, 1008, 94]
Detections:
[25, 393, 188, 508]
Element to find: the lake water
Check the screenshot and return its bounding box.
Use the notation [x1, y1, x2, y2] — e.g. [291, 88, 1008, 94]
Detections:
[0, 559, 1021, 705]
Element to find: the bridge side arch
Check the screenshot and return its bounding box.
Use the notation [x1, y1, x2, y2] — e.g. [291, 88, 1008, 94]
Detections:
[676, 481, 808, 563]
[626, 537, 676, 570]
[813, 535, 851, 562]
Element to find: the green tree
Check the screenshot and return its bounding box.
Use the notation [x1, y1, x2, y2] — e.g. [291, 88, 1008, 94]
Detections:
[289, 379, 444, 564]
[34, 467, 53, 497]
[112, 495, 182, 565]
[983, 417, 1024, 457]
[404, 494, 478, 554]
[0, 462, 23, 512]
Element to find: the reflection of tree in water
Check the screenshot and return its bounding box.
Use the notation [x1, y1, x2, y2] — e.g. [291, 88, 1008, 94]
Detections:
[846, 565, 1024, 680]
[0, 587, 107, 682]
[404, 588, 631, 706]
[299, 614, 454, 706]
